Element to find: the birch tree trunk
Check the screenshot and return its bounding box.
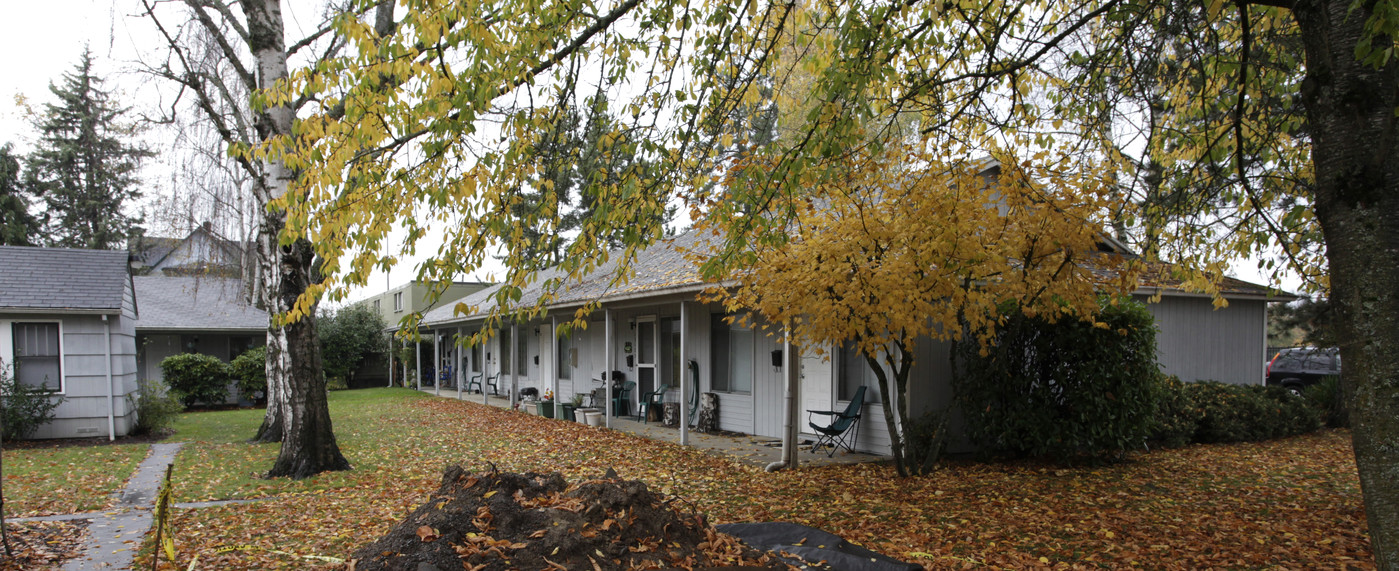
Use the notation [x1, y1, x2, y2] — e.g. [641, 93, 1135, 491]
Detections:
[1296, 1, 1399, 565]
[243, 0, 349, 478]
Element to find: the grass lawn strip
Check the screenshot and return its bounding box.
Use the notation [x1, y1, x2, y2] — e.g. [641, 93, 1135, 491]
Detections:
[144, 388, 1371, 570]
[2, 443, 148, 517]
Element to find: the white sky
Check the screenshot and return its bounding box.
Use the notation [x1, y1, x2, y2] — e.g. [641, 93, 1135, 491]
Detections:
[0, 2, 1308, 301]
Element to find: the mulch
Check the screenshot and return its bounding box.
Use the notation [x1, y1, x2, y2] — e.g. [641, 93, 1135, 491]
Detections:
[0, 519, 90, 570]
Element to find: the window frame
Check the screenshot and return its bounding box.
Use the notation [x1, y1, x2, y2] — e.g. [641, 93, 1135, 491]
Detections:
[10, 320, 65, 394]
[709, 313, 753, 395]
[393, 291, 404, 312]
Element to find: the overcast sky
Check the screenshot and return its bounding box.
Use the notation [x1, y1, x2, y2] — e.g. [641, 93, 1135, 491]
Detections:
[1, 1, 1308, 301]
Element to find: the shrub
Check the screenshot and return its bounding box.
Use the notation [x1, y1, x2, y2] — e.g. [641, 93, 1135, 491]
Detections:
[1153, 380, 1322, 445]
[129, 378, 184, 436]
[0, 361, 65, 441]
[229, 346, 267, 402]
[1150, 375, 1203, 448]
[319, 305, 388, 385]
[326, 375, 348, 391]
[904, 410, 950, 473]
[954, 297, 1161, 461]
[160, 353, 231, 407]
[1303, 375, 1349, 428]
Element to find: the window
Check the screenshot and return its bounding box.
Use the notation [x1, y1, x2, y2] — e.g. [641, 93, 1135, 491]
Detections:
[13, 322, 61, 391]
[372, 299, 381, 312]
[557, 334, 573, 380]
[393, 292, 404, 312]
[230, 336, 259, 360]
[709, 314, 752, 394]
[838, 340, 883, 403]
[517, 331, 529, 374]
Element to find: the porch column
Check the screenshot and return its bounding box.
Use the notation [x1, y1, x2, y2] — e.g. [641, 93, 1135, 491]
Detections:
[482, 325, 489, 406]
[511, 322, 520, 408]
[414, 332, 423, 391]
[388, 330, 394, 388]
[551, 315, 560, 417]
[433, 329, 441, 396]
[401, 338, 409, 388]
[605, 307, 614, 428]
[455, 327, 464, 400]
[679, 301, 689, 446]
[781, 330, 800, 468]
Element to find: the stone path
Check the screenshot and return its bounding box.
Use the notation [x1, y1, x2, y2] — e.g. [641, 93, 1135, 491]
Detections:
[56, 442, 182, 571]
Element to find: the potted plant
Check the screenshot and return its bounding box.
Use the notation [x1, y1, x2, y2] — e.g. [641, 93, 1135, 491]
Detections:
[536, 389, 555, 417]
[561, 393, 583, 421]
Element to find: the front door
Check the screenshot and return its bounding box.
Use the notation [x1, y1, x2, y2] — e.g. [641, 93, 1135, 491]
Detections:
[636, 316, 658, 414]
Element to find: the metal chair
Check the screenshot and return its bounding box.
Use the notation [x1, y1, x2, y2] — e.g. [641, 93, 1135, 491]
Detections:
[808, 386, 867, 457]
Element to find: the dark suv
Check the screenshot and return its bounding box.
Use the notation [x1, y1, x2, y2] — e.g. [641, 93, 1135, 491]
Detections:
[1266, 347, 1341, 395]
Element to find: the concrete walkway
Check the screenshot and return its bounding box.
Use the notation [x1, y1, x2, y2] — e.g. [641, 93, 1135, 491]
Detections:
[57, 442, 183, 571]
[419, 386, 888, 468]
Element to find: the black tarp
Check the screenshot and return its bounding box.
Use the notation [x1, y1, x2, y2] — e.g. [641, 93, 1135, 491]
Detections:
[716, 522, 923, 571]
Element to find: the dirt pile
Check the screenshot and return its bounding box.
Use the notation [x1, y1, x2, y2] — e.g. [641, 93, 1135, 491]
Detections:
[348, 465, 793, 571]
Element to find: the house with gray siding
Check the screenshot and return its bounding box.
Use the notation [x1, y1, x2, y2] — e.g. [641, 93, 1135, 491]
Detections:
[133, 276, 266, 401]
[0, 246, 139, 440]
[416, 222, 1292, 458]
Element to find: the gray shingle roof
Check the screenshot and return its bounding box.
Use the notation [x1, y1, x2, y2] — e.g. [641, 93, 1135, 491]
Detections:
[0, 245, 130, 312]
[133, 276, 267, 331]
[422, 230, 712, 326]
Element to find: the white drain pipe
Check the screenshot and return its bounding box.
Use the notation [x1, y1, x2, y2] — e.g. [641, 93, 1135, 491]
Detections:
[103, 314, 115, 441]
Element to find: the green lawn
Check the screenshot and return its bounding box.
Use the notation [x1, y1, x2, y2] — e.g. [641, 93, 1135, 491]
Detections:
[3, 443, 148, 517]
[147, 388, 1372, 570]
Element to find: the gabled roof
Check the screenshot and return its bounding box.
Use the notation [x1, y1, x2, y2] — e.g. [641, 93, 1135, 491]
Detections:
[132, 276, 267, 332]
[0, 245, 130, 313]
[129, 223, 250, 273]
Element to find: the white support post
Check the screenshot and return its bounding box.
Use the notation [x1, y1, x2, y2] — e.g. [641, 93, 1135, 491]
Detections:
[455, 327, 464, 400]
[414, 332, 422, 391]
[605, 308, 614, 428]
[388, 330, 395, 388]
[511, 323, 520, 409]
[482, 325, 489, 406]
[551, 315, 560, 417]
[433, 330, 441, 396]
[401, 338, 409, 388]
[679, 301, 689, 446]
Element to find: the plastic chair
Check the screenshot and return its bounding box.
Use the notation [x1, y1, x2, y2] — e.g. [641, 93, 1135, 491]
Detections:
[465, 372, 483, 394]
[808, 386, 867, 457]
[611, 381, 636, 417]
[637, 383, 669, 423]
[484, 372, 501, 395]
[688, 360, 700, 426]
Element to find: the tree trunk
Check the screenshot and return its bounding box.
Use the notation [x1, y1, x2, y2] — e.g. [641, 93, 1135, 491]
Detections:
[243, 0, 349, 478]
[866, 352, 907, 477]
[1295, 1, 1399, 566]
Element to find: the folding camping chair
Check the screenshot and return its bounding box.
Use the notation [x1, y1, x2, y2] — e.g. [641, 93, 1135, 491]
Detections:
[807, 386, 867, 457]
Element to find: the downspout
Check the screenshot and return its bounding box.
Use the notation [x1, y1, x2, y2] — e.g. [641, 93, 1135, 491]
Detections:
[766, 330, 800, 472]
[103, 314, 115, 441]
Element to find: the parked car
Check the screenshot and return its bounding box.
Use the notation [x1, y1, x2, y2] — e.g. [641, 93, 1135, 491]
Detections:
[1266, 347, 1341, 395]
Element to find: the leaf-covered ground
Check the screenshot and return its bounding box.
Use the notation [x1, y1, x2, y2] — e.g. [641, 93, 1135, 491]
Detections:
[2, 442, 148, 516]
[145, 388, 1372, 569]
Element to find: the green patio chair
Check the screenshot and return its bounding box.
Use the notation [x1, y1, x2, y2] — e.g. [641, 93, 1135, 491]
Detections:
[484, 372, 501, 395]
[465, 373, 483, 394]
[637, 383, 670, 423]
[687, 359, 700, 426]
[611, 381, 636, 417]
[808, 386, 867, 457]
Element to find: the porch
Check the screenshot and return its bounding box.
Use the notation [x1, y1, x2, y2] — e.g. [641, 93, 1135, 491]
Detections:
[417, 387, 887, 469]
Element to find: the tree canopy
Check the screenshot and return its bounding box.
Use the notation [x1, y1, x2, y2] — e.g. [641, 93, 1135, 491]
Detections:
[25, 49, 150, 250]
[239, 0, 1397, 563]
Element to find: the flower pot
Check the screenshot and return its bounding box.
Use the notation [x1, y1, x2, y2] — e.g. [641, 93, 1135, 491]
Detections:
[575, 408, 599, 424]
[536, 401, 555, 418]
[560, 403, 576, 421]
[585, 411, 605, 427]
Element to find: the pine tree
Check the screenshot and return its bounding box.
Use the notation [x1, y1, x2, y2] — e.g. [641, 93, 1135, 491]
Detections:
[0, 144, 39, 246]
[24, 49, 150, 250]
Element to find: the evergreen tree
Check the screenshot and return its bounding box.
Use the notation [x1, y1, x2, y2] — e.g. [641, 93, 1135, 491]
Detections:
[24, 49, 150, 250]
[0, 144, 39, 246]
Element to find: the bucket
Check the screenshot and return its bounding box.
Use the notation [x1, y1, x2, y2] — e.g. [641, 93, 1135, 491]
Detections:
[584, 410, 605, 426]
[575, 408, 599, 424]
